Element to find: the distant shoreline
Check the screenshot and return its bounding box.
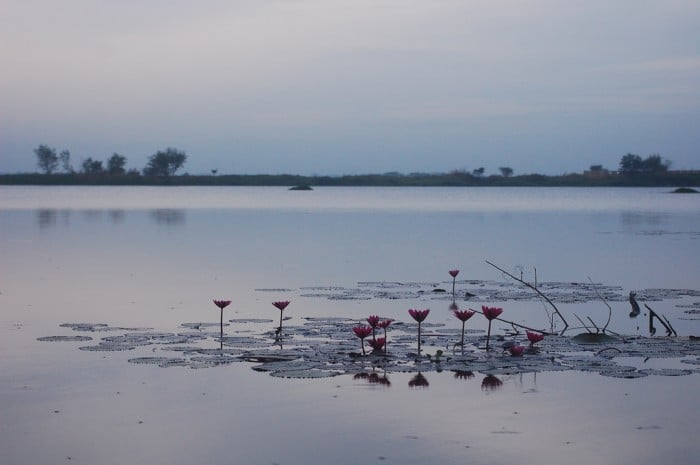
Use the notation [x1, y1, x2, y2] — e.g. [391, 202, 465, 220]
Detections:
[1, 172, 699, 188]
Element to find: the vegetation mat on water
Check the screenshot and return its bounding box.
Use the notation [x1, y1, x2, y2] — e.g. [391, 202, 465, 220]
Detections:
[40, 319, 700, 380]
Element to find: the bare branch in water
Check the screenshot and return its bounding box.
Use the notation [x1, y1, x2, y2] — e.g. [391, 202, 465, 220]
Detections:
[486, 260, 569, 333]
[587, 316, 601, 333]
[644, 303, 677, 336]
[573, 313, 593, 333]
[588, 276, 612, 333]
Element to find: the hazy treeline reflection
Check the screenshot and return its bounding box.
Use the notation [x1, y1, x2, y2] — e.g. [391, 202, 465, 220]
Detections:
[36, 208, 186, 229]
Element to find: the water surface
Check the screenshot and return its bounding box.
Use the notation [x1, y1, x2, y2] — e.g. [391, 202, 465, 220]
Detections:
[1, 186, 699, 465]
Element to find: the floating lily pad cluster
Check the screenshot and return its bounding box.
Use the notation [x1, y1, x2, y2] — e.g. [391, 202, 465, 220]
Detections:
[39, 316, 700, 380]
[286, 280, 700, 305]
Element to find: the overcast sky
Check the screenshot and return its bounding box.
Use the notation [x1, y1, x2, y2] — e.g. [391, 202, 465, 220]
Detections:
[2, 1, 699, 175]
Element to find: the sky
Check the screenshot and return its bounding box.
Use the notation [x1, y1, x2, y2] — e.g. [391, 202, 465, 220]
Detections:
[1, 0, 699, 176]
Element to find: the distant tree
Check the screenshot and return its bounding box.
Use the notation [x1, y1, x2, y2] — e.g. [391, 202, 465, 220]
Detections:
[619, 153, 670, 174]
[589, 164, 603, 172]
[619, 153, 643, 174]
[81, 157, 104, 174]
[143, 147, 187, 176]
[499, 166, 514, 177]
[641, 154, 670, 173]
[107, 153, 127, 175]
[472, 167, 485, 177]
[59, 150, 73, 173]
[211, 169, 218, 175]
[34, 144, 59, 174]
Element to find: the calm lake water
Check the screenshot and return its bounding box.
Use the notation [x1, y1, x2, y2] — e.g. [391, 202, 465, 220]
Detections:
[1, 186, 699, 465]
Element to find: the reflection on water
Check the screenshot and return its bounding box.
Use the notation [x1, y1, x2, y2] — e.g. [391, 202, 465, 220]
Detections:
[353, 371, 391, 387]
[453, 370, 475, 380]
[150, 209, 186, 226]
[2, 187, 699, 465]
[481, 374, 504, 392]
[408, 372, 430, 388]
[36, 209, 70, 229]
[108, 209, 125, 223]
[35, 208, 186, 228]
[620, 211, 666, 228]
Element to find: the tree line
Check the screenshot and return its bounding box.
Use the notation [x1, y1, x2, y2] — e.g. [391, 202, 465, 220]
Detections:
[25, 146, 689, 186]
[33, 145, 187, 177]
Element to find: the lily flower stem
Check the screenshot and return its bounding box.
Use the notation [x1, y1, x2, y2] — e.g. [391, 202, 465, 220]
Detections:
[279, 311, 283, 335]
[360, 339, 366, 356]
[417, 322, 422, 354]
[486, 320, 492, 350]
[383, 328, 388, 355]
[452, 277, 456, 298]
[220, 309, 224, 351]
[460, 321, 465, 353]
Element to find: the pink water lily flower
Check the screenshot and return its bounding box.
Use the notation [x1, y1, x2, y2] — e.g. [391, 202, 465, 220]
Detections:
[272, 300, 291, 335]
[453, 309, 476, 353]
[454, 309, 475, 322]
[367, 315, 380, 341]
[377, 319, 394, 354]
[526, 331, 545, 346]
[408, 309, 430, 354]
[213, 300, 231, 310]
[482, 306, 503, 321]
[212, 299, 231, 338]
[408, 309, 430, 322]
[367, 315, 380, 327]
[272, 301, 290, 311]
[353, 325, 373, 356]
[368, 337, 386, 352]
[449, 269, 460, 296]
[482, 305, 504, 350]
[508, 345, 525, 356]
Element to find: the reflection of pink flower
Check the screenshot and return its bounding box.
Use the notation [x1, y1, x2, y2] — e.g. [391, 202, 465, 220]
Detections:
[368, 337, 386, 351]
[454, 309, 475, 322]
[508, 345, 525, 356]
[367, 373, 391, 386]
[354, 372, 390, 386]
[526, 331, 545, 345]
[449, 269, 460, 278]
[408, 309, 430, 354]
[453, 370, 474, 380]
[409, 309, 430, 322]
[482, 306, 503, 320]
[482, 306, 503, 350]
[353, 325, 372, 356]
[408, 372, 429, 388]
[481, 375, 503, 392]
